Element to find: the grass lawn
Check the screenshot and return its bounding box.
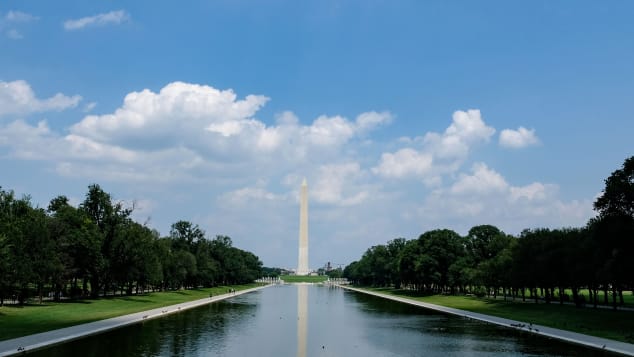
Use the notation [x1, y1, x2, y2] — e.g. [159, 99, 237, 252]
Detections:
[365, 287, 634, 344]
[280, 275, 328, 283]
[0, 284, 260, 341]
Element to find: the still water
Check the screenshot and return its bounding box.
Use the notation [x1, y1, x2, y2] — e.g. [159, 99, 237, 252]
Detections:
[31, 284, 607, 356]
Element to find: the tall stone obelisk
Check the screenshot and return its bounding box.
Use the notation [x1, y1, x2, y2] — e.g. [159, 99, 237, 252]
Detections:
[297, 178, 309, 275]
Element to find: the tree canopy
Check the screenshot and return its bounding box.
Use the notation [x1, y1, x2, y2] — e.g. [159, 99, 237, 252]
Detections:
[344, 156, 634, 309]
[0, 184, 262, 305]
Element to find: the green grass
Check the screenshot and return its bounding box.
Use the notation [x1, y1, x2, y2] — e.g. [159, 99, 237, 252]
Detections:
[363, 287, 634, 344]
[280, 275, 328, 283]
[0, 284, 260, 341]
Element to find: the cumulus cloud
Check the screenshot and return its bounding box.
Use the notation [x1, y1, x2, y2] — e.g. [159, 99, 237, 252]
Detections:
[450, 163, 507, 195]
[373, 109, 494, 179]
[0, 120, 61, 159]
[499, 126, 540, 148]
[70, 82, 269, 150]
[423, 109, 495, 158]
[63, 10, 129, 31]
[0, 80, 81, 117]
[373, 148, 433, 178]
[311, 163, 369, 206]
[1, 81, 392, 186]
[418, 163, 593, 232]
[0, 79, 596, 268]
[67, 82, 391, 165]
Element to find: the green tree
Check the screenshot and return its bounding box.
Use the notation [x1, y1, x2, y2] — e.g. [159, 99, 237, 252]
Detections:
[386, 238, 407, 288]
[397, 239, 424, 290]
[467, 225, 512, 297]
[593, 156, 634, 308]
[170, 220, 205, 252]
[594, 156, 634, 218]
[79, 184, 132, 297]
[417, 229, 466, 293]
[48, 197, 103, 298]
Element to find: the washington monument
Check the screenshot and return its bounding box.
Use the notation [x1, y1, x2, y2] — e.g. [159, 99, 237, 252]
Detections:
[297, 178, 310, 275]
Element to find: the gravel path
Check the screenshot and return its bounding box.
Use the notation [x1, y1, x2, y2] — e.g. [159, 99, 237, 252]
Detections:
[0, 285, 271, 357]
[340, 285, 634, 356]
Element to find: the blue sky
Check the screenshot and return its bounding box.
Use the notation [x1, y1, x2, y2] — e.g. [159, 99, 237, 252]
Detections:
[1, 1, 632, 270]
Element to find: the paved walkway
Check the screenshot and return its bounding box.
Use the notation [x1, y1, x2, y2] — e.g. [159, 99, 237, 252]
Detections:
[0, 285, 271, 357]
[340, 285, 634, 357]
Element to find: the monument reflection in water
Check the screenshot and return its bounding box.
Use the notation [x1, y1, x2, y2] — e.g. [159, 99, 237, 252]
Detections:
[297, 284, 308, 357]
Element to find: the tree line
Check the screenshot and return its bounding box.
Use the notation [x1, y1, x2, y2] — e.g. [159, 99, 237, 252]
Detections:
[344, 156, 634, 309]
[0, 184, 262, 305]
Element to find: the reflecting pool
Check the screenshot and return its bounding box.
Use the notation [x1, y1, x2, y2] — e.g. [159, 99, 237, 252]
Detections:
[30, 284, 608, 356]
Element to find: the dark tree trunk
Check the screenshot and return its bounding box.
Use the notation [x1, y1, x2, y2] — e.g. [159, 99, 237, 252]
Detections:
[559, 287, 564, 305]
[572, 287, 579, 307]
[619, 289, 624, 305]
[83, 277, 89, 297]
[90, 277, 100, 298]
[37, 282, 42, 304]
[612, 285, 617, 310]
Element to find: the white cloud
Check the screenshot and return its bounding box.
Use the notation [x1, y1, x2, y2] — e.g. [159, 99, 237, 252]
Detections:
[311, 163, 369, 206]
[1, 81, 392, 188]
[373, 148, 433, 178]
[499, 126, 540, 148]
[275, 111, 299, 126]
[71, 82, 268, 144]
[450, 163, 508, 195]
[373, 109, 494, 179]
[63, 10, 129, 31]
[509, 182, 552, 202]
[6, 29, 22, 39]
[5, 11, 38, 23]
[65, 82, 390, 171]
[83, 102, 97, 112]
[445, 109, 496, 143]
[418, 163, 594, 232]
[0, 120, 60, 159]
[0, 79, 597, 268]
[220, 186, 285, 206]
[424, 109, 495, 159]
[1, 10, 39, 39]
[355, 111, 392, 133]
[218, 162, 372, 208]
[0, 80, 81, 117]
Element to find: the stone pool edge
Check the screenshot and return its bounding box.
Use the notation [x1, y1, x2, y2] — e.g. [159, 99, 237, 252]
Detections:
[339, 285, 634, 357]
[0, 284, 272, 357]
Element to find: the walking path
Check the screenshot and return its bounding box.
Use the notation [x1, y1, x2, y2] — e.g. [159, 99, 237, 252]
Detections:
[0, 285, 271, 357]
[340, 285, 634, 357]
